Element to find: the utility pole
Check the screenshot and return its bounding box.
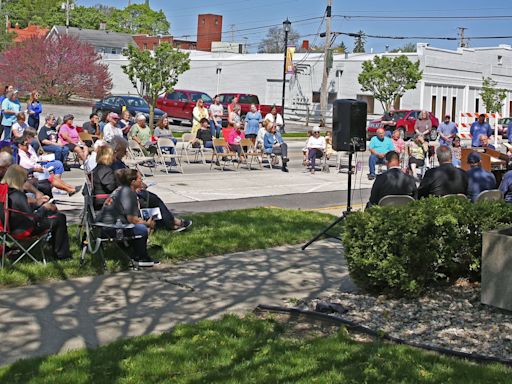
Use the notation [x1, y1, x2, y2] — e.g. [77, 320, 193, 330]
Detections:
[458, 27, 467, 48]
[61, 1, 74, 34]
[320, 0, 332, 127]
[230, 24, 236, 42]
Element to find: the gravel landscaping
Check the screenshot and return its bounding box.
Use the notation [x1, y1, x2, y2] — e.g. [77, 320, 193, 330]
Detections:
[291, 280, 512, 362]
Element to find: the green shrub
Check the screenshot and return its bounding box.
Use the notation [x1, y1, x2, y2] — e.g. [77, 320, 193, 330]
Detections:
[342, 198, 512, 296]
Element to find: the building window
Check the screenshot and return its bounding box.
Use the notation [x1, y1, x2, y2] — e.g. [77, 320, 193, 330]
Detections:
[441, 96, 447, 118]
[431, 95, 437, 115]
[498, 55, 503, 65]
[475, 98, 480, 113]
[451, 96, 457, 120]
[111, 48, 117, 54]
[215, 19, 218, 25]
[143, 43, 147, 50]
[202, 19, 205, 24]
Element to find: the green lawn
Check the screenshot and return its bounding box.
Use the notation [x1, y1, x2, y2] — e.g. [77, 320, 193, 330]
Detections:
[0, 208, 333, 288]
[0, 314, 509, 384]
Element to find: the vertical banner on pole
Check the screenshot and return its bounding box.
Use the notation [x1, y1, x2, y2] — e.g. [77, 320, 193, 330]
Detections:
[285, 47, 295, 74]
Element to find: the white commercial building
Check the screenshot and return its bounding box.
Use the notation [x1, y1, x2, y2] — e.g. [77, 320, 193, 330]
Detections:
[104, 43, 512, 123]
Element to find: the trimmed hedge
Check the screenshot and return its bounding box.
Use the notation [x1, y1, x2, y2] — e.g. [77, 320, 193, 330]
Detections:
[342, 198, 512, 296]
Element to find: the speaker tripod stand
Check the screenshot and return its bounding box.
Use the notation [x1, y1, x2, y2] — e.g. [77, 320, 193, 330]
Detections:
[302, 150, 355, 250]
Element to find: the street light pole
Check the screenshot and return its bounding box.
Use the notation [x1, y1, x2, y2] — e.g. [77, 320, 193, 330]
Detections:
[61, 1, 74, 34]
[281, 18, 291, 129]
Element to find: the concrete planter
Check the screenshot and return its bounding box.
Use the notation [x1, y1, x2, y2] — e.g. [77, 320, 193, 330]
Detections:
[481, 228, 512, 311]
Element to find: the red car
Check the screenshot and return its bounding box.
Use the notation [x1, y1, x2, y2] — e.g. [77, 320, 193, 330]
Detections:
[367, 110, 439, 140]
[156, 89, 213, 125]
[215, 93, 282, 121]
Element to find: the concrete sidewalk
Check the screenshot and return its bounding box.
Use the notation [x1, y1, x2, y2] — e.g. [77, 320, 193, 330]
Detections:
[0, 239, 355, 366]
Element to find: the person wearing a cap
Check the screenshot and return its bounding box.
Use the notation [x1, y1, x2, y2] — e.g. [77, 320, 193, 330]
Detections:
[470, 114, 493, 148]
[0, 89, 20, 141]
[466, 151, 496, 202]
[58, 114, 89, 162]
[437, 114, 458, 147]
[305, 126, 326, 174]
[103, 112, 123, 143]
[368, 127, 394, 180]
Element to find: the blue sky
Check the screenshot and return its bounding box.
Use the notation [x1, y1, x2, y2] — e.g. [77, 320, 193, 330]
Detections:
[79, 0, 512, 52]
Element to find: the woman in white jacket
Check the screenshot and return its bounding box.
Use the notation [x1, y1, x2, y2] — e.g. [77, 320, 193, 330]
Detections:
[305, 126, 326, 174]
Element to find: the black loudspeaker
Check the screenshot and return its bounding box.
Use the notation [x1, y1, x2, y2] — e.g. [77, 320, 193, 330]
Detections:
[332, 99, 367, 152]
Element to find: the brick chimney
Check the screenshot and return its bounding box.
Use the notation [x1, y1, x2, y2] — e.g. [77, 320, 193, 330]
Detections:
[197, 14, 222, 52]
[302, 40, 309, 51]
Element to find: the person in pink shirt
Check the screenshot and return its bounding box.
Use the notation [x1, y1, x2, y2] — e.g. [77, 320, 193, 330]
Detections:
[228, 122, 246, 159]
[391, 129, 405, 164]
[58, 114, 89, 162]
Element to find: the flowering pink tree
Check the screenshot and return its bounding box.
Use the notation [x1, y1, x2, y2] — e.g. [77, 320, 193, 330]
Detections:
[0, 34, 112, 103]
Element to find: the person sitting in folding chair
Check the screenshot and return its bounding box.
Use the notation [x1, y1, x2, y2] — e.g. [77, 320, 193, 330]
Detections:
[16, 133, 81, 196]
[191, 118, 214, 149]
[97, 138, 191, 232]
[305, 126, 326, 175]
[1, 165, 72, 260]
[95, 168, 158, 268]
[263, 123, 289, 172]
[227, 122, 246, 160]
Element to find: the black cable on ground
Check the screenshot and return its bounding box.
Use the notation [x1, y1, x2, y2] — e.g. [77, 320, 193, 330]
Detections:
[255, 304, 512, 367]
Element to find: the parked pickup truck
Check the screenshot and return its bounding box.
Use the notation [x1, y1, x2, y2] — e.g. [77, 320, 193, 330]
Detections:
[156, 89, 213, 125]
[215, 93, 282, 122]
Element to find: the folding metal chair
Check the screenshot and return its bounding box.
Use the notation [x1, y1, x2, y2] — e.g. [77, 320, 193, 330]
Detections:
[210, 138, 238, 171]
[442, 194, 468, 200]
[0, 183, 51, 268]
[378, 194, 415, 207]
[127, 139, 155, 175]
[156, 137, 183, 173]
[240, 138, 262, 170]
[180, 133, 206, 164]
[476, 190, 504, 202]
[78, 183, 138, 270]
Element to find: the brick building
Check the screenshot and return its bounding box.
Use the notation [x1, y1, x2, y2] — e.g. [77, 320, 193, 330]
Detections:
[196, 14, 222, 51]
[132, 35, 196, 51]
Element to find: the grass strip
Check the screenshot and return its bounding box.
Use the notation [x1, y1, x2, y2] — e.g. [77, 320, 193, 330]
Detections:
[0, 314, 510, 384]
[0, 208, 333, 288]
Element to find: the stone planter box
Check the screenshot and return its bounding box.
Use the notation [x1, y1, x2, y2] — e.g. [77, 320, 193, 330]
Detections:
[481, 228, 512, 311]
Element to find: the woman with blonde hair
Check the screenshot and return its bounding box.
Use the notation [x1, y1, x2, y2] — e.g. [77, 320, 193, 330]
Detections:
[27, 90, 42, 129]
[92, 145, 117, 209]
[1, 165, 72, 260]
[191, 99, 209, 136]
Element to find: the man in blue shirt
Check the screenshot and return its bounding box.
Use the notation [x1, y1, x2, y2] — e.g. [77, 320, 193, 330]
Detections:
[466, 152, 496, 202]
[437, 114, 458, 146]
[470, 114, 493, 147]
[368, 128, 395, 180]
[499, 160, 512, 202]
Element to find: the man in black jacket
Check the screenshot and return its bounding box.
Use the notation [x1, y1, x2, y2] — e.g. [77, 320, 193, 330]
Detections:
[368, 151, 417, 207]
[418, 145, 468, 198]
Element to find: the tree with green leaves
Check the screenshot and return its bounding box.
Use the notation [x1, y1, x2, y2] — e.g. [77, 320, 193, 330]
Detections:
[358, 55, 423, 111]
[334, 41, 348, 54]
[353, 31, 366, 53]
[480, 77, 507, 114]
[111, 4, 170, 35]
[122, 43, 190, 128]
[390, 42, 417, 53]
[2, 0, 66, 28]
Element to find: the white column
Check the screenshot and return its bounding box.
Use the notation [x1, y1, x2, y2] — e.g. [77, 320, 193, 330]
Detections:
[419, 80, 425, 110]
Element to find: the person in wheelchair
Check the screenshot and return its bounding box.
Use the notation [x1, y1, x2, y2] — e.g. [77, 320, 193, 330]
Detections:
[1, 165, 72, 260]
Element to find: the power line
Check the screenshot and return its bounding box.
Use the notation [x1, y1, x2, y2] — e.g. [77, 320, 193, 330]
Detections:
[334, 14, 512, 20]
[172, 16, 324, 40]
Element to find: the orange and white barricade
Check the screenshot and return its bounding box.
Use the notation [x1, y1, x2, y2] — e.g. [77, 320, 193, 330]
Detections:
[457, 112, 501, 147]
